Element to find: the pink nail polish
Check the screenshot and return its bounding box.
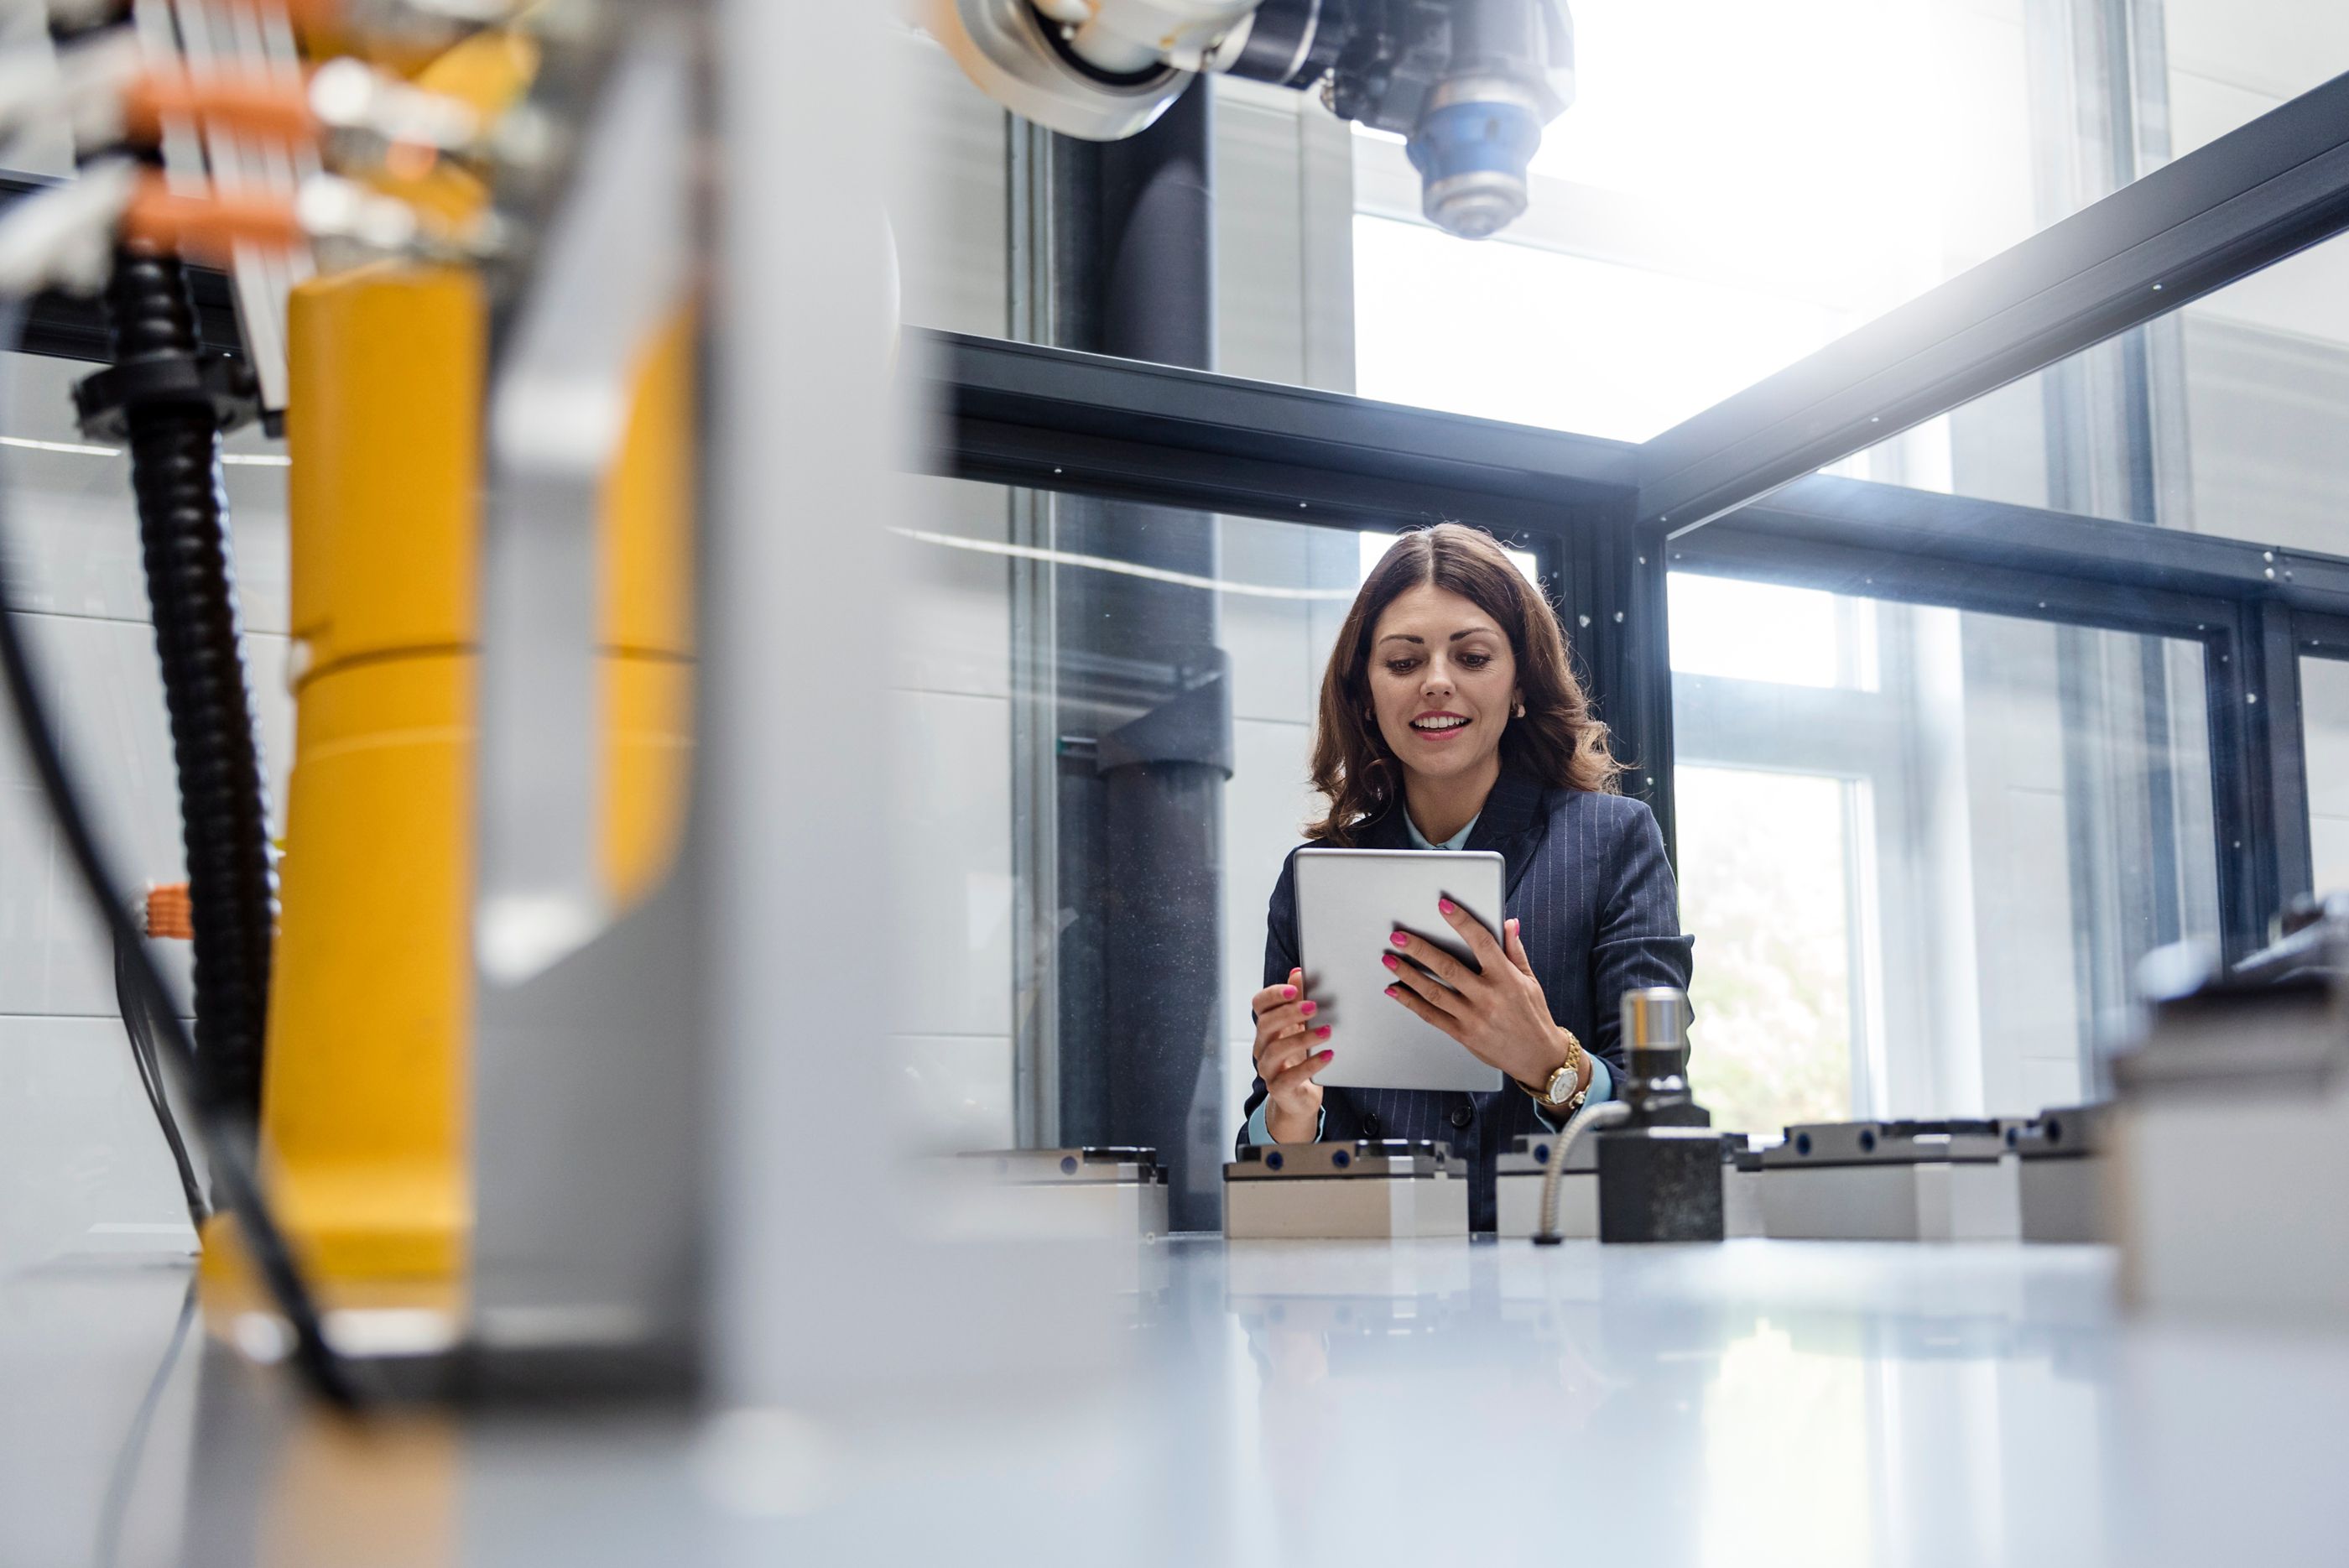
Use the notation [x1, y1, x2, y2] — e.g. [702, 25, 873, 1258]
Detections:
[1438, 898, 1457, 914]
[1385, 984, 1400, 998]
[1318, 1048, 1334, 1060]
[1281, 985, 1297, 1001]
[1315, 1025, 1331, 1039]
[1382, 953, 1399, 972]
[1300, 999, 1317, 1017]
[1390, 931, 1409, 947]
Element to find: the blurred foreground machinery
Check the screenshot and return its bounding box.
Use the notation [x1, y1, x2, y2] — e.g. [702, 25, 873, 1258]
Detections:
[245, 3, 701, 1382]
[2112, 898, 2349, 1322]
[0, 0, 701, 1388]
[930, 0, 1577, 239]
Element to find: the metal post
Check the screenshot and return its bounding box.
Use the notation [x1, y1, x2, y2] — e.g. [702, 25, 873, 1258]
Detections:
[1549, 505, 1678, 865]
[1049, 83, 1234, 1230]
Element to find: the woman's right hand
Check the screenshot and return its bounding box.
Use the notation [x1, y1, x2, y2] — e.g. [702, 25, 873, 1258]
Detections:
[1251, 967, 1334, 1143]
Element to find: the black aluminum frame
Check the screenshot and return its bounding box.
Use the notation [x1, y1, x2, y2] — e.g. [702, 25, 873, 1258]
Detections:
[905, 66, 2349, 966]
[914, 318, 2344, 962]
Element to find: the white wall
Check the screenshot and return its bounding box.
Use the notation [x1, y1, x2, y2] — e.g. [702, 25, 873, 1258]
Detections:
[883, 29, 1018, 1152]
[0, 352, 294, 1268]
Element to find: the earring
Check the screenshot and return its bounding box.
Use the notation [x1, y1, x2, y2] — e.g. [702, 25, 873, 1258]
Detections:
[1513, 703, 1525, 718]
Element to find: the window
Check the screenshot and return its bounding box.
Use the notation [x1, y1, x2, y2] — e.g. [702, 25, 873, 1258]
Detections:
[1352, 216, 1851, 442]
[1847, 229, 2349, 551]
[1671, 573, 2220, 1128]
[893, 478, 1362, 1225]
[2301, 653, 2349, 897]
[1675, 766, 1858, 1137]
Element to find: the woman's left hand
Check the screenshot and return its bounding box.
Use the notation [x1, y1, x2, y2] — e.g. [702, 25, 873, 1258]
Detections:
[1383, 902, 1570, 1092]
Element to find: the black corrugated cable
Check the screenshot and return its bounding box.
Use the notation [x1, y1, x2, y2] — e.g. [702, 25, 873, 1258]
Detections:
[0, 303, 352, 1407]
[94, 245, 279, 1131]
[54, 0, 280, 1139]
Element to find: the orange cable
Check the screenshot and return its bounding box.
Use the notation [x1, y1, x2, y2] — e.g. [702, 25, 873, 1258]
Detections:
[144, 883, 193, 940]
[122, 70, 319, 147]
[121, 172, 305, 260]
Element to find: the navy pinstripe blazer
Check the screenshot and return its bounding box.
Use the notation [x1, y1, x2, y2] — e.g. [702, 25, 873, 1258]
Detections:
[1239, 766, 1695, 1231]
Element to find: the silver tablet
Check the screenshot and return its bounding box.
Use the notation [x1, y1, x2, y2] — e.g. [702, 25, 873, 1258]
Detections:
[1294, 847, 1507, 1094]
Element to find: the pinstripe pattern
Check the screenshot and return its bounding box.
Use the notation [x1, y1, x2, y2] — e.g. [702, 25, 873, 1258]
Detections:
[1241, 767, 1696, 1230]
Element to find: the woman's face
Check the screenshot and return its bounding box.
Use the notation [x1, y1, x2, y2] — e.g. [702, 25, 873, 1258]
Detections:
[1363, 583, 1519, 787]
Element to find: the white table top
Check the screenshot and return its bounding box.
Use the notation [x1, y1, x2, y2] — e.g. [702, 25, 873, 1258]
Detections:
[6, 1235, 2343, 1567]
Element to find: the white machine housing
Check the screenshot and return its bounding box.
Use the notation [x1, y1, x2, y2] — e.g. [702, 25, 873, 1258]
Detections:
[1494, 1131, 1596, 1239]
[1225, 1140, 1469, 1240]
[2011, 1106, 2109, 1244]
[1723, 1144, 1766, 1238]
[1761, 1121, 2022, 1242]
[928, 0, 1260, 140]
[2114, 976, 2349, 1320]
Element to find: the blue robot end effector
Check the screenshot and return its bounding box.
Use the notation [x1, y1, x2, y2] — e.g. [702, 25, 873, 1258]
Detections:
[929, 0, 1577, 242]
[1408, 0, 1576, 241]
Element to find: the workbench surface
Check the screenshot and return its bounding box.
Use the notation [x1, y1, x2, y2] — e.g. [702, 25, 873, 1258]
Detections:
[4, 1236, 2341, 1566]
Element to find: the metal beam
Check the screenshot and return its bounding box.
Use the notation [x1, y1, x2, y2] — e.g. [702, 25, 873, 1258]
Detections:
[1673, 473, 2292, 620]
[1637, 70, 2349, 534]
[916, 329, 1636, 534]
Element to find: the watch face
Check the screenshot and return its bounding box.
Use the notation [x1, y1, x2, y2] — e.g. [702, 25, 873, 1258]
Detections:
[1548, 1066, 1576, 1103]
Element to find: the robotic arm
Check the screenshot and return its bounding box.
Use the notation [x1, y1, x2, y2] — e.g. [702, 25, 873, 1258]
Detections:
[932, 0, 1575, 239]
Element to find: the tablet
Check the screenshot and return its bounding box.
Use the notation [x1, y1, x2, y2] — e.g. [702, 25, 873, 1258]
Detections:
[1293, 847, 1508, 1094]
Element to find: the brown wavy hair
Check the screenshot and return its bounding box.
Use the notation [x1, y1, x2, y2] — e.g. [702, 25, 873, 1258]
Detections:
[1307, 524, 1622, 843]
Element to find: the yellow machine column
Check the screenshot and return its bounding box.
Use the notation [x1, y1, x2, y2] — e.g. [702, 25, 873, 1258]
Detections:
[235, 263, 487, 1289]
[203, 262, 696, 1305]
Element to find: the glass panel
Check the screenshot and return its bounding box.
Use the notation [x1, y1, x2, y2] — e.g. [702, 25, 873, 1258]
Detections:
[896, 45, 1372, 391]
[1352, 215, 1852, 442]
[1349, 0, 2349, 439]
[2302, 655, 2349, 895]
[1847, 228, 2349, 552]
[892, 477, 1364, 1227]
[1669, 574, 1877, 691]
[2168, 0, 2349, 152]
[1676, 767, 1857, 1138]
[1671, 573, 2221, 1128]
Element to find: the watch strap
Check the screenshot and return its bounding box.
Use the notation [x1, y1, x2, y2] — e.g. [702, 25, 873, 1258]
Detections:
[1528, 1030, 1589, 1113]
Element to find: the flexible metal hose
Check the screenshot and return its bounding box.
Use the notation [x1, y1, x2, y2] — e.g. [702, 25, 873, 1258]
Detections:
[1533, 1099, 1630, 1243]
[104, 247, 276, 1120]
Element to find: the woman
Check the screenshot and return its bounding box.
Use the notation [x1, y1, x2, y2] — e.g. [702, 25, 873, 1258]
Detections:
[1239, 523, 1695, 1232]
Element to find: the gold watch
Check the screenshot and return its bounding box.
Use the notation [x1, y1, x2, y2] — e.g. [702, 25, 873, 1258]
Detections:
[1527, 1029, 1589, 1116]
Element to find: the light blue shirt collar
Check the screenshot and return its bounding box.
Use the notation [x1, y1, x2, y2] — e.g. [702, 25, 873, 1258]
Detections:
[1404, 810, 1479, 852]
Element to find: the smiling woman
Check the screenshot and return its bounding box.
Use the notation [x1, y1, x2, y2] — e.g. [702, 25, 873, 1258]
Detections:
[1241, 524, 1695, 1231]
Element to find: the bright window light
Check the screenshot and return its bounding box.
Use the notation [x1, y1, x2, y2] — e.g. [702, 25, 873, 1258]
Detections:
[1529, 0, 1978, 310]
[1669, 572, 1867, 690]
[1352, 216, 1849, 443]
[1675, 765, 1859, 1137]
